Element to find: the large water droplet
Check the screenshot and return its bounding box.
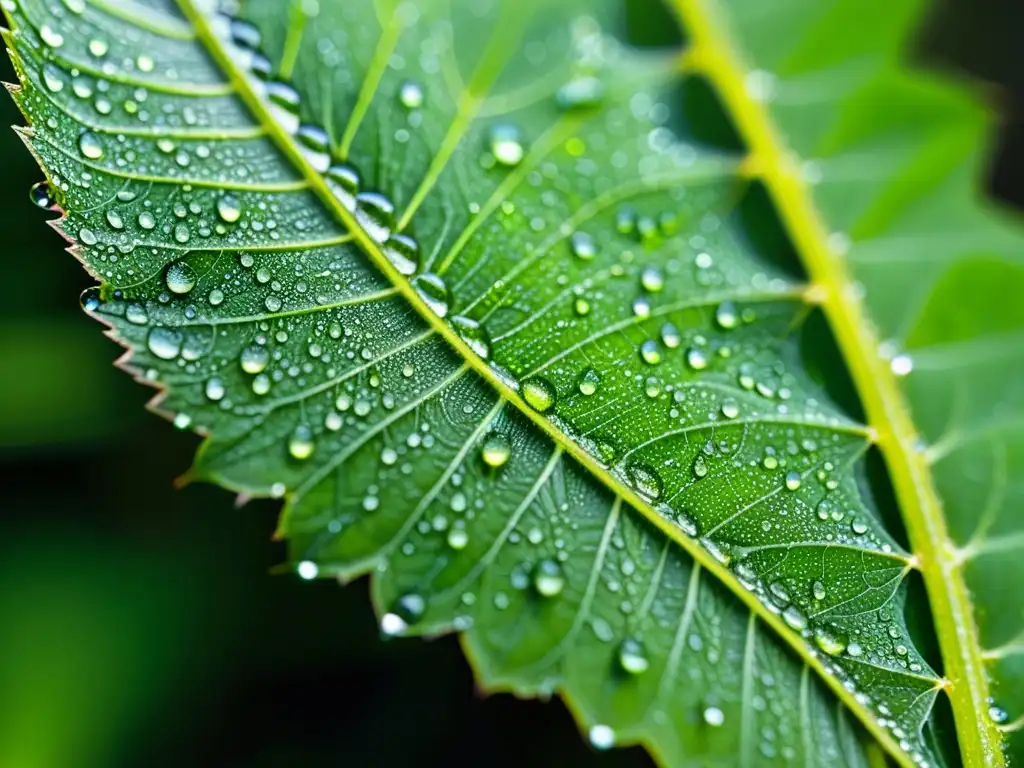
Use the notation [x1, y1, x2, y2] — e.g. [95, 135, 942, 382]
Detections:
[570, 231, 596, 260]
[355, 192, 395, 241]
[205, 377, 226, 401]
[589, 724, 615, 750]
[230, 18, 262, 50]
[715, 301, 739, 329]
[147, 327, 182, 360]
[412, 273, 449, 318]
[266, 80, 301, 112]
[383, 233, 420, 276]
[451, 315, 491, 359]
[522, 378, 556, 412]
[240, 344, 270, 374]
[165, 261, 197, 294]
[217, 194, 243, 223]
[626, 461, 662, 501]
[398, 80, 424, 109]
[78, 131, 104, 160]
[814, 628, 845, 656]
[640, 339, 661, 365]
[29, 181, 55, 209]
[578, 367, 600, 396]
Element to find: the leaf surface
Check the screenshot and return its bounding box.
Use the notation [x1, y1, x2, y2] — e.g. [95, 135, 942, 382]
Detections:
[5, 0, 1021, 766]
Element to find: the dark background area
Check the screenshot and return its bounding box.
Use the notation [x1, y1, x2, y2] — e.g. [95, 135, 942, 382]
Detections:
[0, 1, 1021, 766]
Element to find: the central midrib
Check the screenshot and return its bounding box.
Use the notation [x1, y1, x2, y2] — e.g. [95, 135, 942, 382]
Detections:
[175, 1, 926, 764]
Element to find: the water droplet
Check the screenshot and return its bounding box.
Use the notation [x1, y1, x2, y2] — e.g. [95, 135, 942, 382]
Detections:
[452, 315, 491, 359]
[720, 399, 739, 419]
[533, 559, 565, 597]
[147, 327, 182, 360]
[40, 24, 64, 48]
[686, 347, 708, 370]
[29, 181, 54, 209]
[266, 80, 301, 112]
[296, 123, 330, 153]
[569, 231, 596, 260]
[846, 641, 863, 657]
[87, 38, 107, 57]
[355, 192, 395, 241]
[297, 560, 319, 580]
[205, 377, 225, 401]
[522, 378, 556, 413]
[812, 580, 826, 601]
[555, 76, 604, 110]
[138, 211, 156, 229]
[692, 455, 708, 478]
[217, 194, 243, 223]
[626, 461, 662, 501]
[702, 706, 725, 727]
[618, 637, 649, 674]
[488, 123, 524, 167]
[326, 163, 360, 206]
[240, 344, 270, 374]
[615, 207, 636, 234]
[784, 472, 801, 491]
[173, 413, 192, 430]
[383, 233, 420, 276]
[78, 131, 104, 159]
[288, 425, 315, 460]
[851, 519, 868, 535]
[252, 374, 271, 395]
[447, 528, 469, 550]
[640, 339, 661, 365]
[380, 612, 407, 636]
[165, 261, 197, 294]
[813, 628, 845, 656]
[136, 54, 155, 72]
[890, 354, 913, 376]
[660, 322, 681, 349]
[230, 18, 262, 49]
[640, 266, 663, 293]
[578, 367, 600, 396]
[125, 303, 148, 325]
[481, 432, 511, 468]
[782, 605, 807, 631]
[715, 301, 739, 329]
[412, 273, 449, 318]
[398, 80, 424, 109]
[989, 705, 1009, 724]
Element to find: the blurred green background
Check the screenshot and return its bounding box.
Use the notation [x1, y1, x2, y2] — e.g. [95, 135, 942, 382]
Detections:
[0, 1, 1020, 766]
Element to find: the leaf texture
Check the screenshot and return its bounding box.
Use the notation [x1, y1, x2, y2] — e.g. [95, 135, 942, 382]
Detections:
[6, 0, 1018, 765]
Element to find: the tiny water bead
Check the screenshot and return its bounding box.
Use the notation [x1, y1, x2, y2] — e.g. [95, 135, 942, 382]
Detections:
[288, 425, 315, 460]
[640, 266, 664, 293]
[296, 560, 319, 580]
[618, 637, 649, 674]
[522, 377, 556, 412]
[29, 181, 55, 209]
[240, 344, 270, 374]
[165, 261, 197, 294]
[702, 706, 725, 727]
[685, 347, 708, 370]
[481, 432, 511, 468]
[488, 123, 525, 167]
[890, 353, 914, 376]
[205, 377, 226, 401]
[533, 558, 565, 597]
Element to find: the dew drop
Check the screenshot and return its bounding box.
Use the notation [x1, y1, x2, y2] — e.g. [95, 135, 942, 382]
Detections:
[205, 377, 226, 401]
[217, 194, 243, 223]
[288, 425, 315, 460]
[715, 301, 739, 329]
[578, 367, 600, 396]
[812, 580, 826, 601]
[147, 327, 182, 360]
[138, 211, 156, 229]
[383, 232, 420, 276]
[720, 399, 739, 419]
[782, 605, 807, 631]
[686, 347, 708, 370]
[447, 528, 469, 550]
[570, 231, 596, 260]
[626, 461, 662, 500]
[296, 123, 330, 153]
[813, 628, 845, 656]
[40, 24, 64, 48]
[640, 339, 661, 365]
[488, 123, 525, 166]
[522, 378, 556, 413]
[355, 192, 395, 241]
[533, 559, 565, 597]
[702, 707, 725, 727]
[78, 131, 104, 159]
[589, 724, 615, 750]
[412, 272, 449, 318]
[125, 303, 148, 325]
[452, 315, 491, 359]
[692, 454, 708, 478]
[784, 471, 801, 491]
[398, 80, 424, 109]
[890, 354, 913, 376]
[640, 266, 664, 293]
[618, 637, 649, 674]
[989, 705, 1009, 724]
[240, 344, 270, 374]
[229, 18, 262, 49]
[555, 76, 604, 110]
[266, 80, 301, 112]
[29, 181, 54, 209]
[660, 322, 681, 349]
[481, 432, 511, 468]
[296, 560, 319, 580]
[165, 261, 197, 294]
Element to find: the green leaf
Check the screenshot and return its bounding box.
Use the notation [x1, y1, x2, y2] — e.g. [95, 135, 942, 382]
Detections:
[4, 0, 1021, 766]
